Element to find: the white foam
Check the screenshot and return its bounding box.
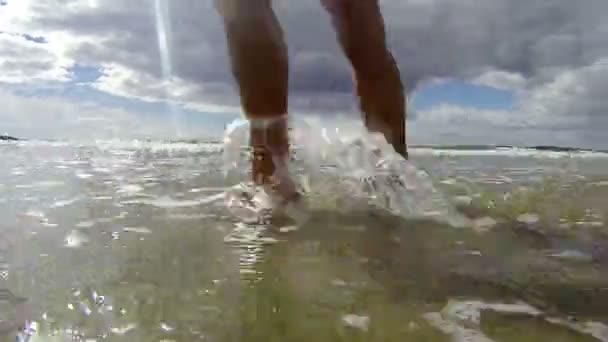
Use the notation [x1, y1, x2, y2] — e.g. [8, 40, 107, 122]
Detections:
[117, 184, 144, 196]
[23, 210, 46, 219]
[473, 217, 497, 232]
[75, 221, 96, 228]
[75, 172, 94, 179]
[165, 213, 216, 220]
[425, 299, 608, 342]
[51, 197, 80, 208]
[424, 312, 496, 342]
[123, 226, 152, 234]
[342, 314, 370, 331]
[545, 319, 608, 342]
[517, 213, 540, 224]
[94, 139, 222, 154]
[279, 225, 298, 233]
[547, 250, 592, 262]
[189, 187, 228, 193]
[93, 167, 112, 173]
[121, 196, 203, 208]
[35, 180, 65, 188]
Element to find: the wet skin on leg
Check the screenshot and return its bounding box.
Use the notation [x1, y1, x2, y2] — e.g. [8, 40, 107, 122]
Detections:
[322, 0, 408, 159]
[215, 0, 299, 201]
[215, 0, 408, 200]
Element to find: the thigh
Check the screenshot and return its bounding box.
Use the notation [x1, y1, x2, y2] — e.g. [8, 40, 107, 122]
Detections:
[215, 0, 272, 20]
[321, 0, 387, 72]
[321, 0, 380, 20]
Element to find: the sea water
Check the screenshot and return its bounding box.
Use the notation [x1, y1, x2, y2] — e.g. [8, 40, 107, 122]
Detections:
[1, 130, 608, 341]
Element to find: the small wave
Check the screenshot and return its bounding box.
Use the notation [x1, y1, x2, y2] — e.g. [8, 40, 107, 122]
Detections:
[424, 300, 608, 342]
[93, 139, 222, 154]
[8, 138, 608, 160]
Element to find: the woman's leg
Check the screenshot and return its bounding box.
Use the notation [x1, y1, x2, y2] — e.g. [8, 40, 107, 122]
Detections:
[322, 0, 408, 158]
[215, 0, 298, 200]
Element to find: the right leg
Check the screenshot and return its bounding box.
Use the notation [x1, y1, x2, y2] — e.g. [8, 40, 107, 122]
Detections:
[321, 0, 408, 159]
[215, 0, 298, 201]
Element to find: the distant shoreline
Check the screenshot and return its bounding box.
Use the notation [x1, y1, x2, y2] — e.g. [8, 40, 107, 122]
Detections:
[409, 144, 607, 153]
[3, 138, 606, 154]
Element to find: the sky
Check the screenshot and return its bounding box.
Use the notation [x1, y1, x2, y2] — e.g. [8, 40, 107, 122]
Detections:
[1, 0, 607, 149]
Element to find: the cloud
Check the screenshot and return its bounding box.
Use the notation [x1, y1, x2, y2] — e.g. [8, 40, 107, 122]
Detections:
[471, 70, 527, 92]
[0, 88, 216, 141]
[411, 60, 608, 149]
[11, 0, 604, 99]
[0, 32, 72, 83]
[1, 0, 607, 147]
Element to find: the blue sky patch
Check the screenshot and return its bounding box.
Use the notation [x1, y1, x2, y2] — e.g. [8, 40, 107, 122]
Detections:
[412, 79, 515, 111]
[69, 64, 104, 84]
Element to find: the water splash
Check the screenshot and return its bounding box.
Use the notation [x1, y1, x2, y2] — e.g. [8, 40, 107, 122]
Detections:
[221, 117, 468, 227]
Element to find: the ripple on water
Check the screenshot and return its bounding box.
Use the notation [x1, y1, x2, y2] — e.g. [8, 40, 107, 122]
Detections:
[164, 213, 217, 220]
[123, 226, 152, 234]
[22, 210, 46, 222]
[117, 184, 144, 196]
[75, 172, 94, 179]
[517, 213, 540, 224]
[35, 180, 65, 188]
[424, 300, 608, 342]
[547, 250, 593, 262]
[121, 196, 203, 208]
[75, 220, 96, 228]
[342, 314, 370, 331]
[50, 197, 80, 208]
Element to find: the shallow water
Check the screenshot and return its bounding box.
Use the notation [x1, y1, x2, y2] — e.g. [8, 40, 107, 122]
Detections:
[1, 132, 608, 341]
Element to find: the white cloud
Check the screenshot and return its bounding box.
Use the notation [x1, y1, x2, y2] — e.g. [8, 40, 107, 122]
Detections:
[517, 59, 608, 128]
[0, 88, 215, 141]
[471, 70, 527, 92]
[412, 60, 608, 149]
[0, 32, 72, 83]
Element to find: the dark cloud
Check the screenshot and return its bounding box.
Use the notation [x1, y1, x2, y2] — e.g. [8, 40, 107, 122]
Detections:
[28, 0, 606, 90]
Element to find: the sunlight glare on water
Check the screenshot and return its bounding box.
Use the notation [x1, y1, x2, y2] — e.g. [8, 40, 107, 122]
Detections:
[2, 136, 608, 341]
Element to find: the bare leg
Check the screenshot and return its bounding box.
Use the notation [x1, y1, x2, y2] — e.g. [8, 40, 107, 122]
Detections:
[215, 0, 298, 201]
[322, 0, 408, 159]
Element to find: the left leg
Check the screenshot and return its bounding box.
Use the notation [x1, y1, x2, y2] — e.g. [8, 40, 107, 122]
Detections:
[215, 0, 299, 202]
[321, 0, 408, 159]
